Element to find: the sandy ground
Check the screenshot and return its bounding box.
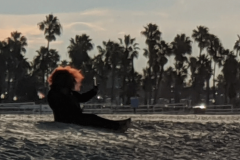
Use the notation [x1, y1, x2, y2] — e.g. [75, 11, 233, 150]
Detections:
[1, 114, 240, 160]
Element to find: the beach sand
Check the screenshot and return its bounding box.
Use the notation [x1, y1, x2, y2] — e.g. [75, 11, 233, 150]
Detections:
[0, 114, 240, 160]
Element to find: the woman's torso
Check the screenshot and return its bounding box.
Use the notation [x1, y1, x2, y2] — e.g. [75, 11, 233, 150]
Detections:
[47, 89, 82, 123]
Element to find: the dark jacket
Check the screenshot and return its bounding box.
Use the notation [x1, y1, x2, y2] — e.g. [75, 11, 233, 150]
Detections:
[47, 88, 97, 123]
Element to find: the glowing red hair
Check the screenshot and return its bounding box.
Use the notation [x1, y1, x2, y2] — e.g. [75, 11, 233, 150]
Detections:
[48, 66, 84, 86]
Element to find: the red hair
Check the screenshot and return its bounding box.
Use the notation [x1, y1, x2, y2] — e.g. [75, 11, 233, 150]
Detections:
[48, 66, 84, 86]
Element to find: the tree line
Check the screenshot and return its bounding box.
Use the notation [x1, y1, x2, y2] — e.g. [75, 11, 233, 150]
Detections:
[0, 14, 240, 106]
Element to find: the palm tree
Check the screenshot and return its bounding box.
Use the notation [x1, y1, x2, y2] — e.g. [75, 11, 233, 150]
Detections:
[222, 51, 238, 104]
[38, 14, 62, 50]
[93, 50, 111, 98]
[188, 57, 198, 84]
[171, 34, 192, 103]
[80, 58, 96, 92]
[153, 40, 172, 104]
[141, 23, 161, 68]
[188, 56, 204, 105]
[33, 46, 48, 89]
[68, 34, 93, 69]
[97, 40, 124, 103]
[141, 23, 161, 102]
[172, 62, 188, 103]
[234, 35, 240, 58]
[192, 26, 209, 57]
[38, 14, 62, 95]
[0, 41, 7, 94]
[92, 53, 109, 98]
[171, 34, 192, 71]
[118, 35, 139, 104]
[33, 47, 60, 94]
[14, 56, 31, 99]
[206, 34, 223, 103]
[198, 55, 212, 105]
[5, 31, 27, 101]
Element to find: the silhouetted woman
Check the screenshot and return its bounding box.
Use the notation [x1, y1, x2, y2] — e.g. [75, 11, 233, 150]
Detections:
[47, 66, 131, 132]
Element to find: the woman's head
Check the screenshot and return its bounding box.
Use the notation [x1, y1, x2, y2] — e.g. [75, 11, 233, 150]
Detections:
[48, 66, 84, 91]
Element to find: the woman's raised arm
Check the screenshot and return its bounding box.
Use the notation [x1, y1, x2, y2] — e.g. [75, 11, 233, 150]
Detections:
[72, 87, 98, 103]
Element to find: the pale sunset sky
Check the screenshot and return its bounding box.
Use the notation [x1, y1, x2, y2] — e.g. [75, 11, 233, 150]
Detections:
[0, 0, 240, 74]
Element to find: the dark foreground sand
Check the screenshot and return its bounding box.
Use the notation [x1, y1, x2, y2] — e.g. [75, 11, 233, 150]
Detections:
[0, 114, 240, 160]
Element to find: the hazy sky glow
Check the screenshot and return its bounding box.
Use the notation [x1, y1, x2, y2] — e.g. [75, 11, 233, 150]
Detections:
[1, 0, 240, 74]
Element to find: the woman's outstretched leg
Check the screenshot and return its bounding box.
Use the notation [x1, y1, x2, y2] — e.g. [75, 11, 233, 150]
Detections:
[76, 114, 130, 131]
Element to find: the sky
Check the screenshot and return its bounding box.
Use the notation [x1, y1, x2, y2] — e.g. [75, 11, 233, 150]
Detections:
[0, 0, 240, 75]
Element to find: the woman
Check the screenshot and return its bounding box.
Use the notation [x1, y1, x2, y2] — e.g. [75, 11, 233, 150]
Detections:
[47, 66, 131, 132]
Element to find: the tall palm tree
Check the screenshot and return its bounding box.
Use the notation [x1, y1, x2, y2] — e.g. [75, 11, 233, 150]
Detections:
[33, 46, 48, 89]
[38, 14, 62, 50]
[97, 40, 124, 103]
[192, 26, 209, 57]
[141, 23, 161, 102]
[118, 35, 139, 103]
[5, 31, 27, 101]
[188, 56, 204, 105]
[68, 34, 93, 69]
[222, 51, 237, 104]
[38, 14, 62, 94]
[206, 34, 223, 103]
[172, 62, 188, 103]
[171, 34, 192, 103]
[153, 40, 172, 104]
[92, 53, 110, 98]
[198, 55, 212, 105]
[14, 57, 31, 98]
[0, 42, 6, 99]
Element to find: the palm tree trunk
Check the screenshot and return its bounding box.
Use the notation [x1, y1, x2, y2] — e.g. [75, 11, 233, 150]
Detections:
[111, 68, 115, 104]
[206, 79, 210, 105]
[213, 62, 216, 104]
[144, 90, 148, 105]
[121, 62, 127, 104]
[199, 48, 202, 58]
[154, 67, 164, 104]
[7, 71, 11, 102]
[224, 83, 230, 104]
[131, 58, 135, 91]
[42, 69, 45, 92]
[174, 74, 181, 103]
[45, 40, 50, 101]
[47, 40, 50, 50]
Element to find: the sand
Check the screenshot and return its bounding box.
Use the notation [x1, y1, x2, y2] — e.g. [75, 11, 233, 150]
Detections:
[0, 114, 240, 160]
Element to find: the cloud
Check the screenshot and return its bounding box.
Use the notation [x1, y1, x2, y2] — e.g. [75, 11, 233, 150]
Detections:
[80, 9, 110, 16]
[118, 31, 125, 35]
[65, 22, 105, 31]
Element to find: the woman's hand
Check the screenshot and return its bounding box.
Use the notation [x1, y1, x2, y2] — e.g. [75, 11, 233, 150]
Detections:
[93, 84, 99, 93]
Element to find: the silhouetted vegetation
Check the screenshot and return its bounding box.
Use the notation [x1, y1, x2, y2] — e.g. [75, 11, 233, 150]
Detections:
[1, 14, 240, 107]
